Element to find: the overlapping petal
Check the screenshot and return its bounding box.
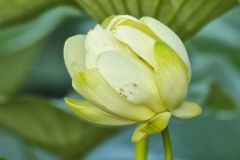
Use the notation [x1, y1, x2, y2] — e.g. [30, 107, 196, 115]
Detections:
[64, 35, 86, 77]
[85, 25, 129, 69]
[141, 17, 191, 80]
[103, 15, 140, 30]
[131, 125, 147, 143]
[97, 51, 166, 112]
[139, 112, 171, 134]
[153, 41, 188, 110]
[103, 15, 159, 40]
[114, 26, 155, 66]
[65, 98, 136, 125]
[72, 69, 155, 121]
[132, 112, 171, 142]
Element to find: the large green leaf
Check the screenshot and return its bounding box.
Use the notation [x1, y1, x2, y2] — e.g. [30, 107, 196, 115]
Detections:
[0, 6, 81, 95]
[75, 0, 239, 40]
[0, 0, 79, 28]
[0, 6, 80, 56]
[0, 44, 41, 95]
[0, 0, 239, 41]
[0, 96, 116, 159]
[188, 6, 240, 70]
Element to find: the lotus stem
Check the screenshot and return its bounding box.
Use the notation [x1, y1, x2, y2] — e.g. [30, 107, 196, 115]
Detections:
[135, 136, 148, 160]
[161, 127, 173, 160]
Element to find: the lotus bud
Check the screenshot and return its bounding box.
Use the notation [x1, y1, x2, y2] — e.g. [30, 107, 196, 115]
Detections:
[64, 15, 202, 142]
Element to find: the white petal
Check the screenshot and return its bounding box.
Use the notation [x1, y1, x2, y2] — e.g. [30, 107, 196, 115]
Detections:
[171, 101, 202, 118]
[114, 25, 156, 66]
[64, 35, 86, 77]
[97, 51, 166, 112]
[72, 69, 155, 121]
[85, 25, 128, 69]
[65, 98, 136, 126]
[141, 17, 191, 80]
[85, 53, 96, 69]
[154, 42, 188, 110]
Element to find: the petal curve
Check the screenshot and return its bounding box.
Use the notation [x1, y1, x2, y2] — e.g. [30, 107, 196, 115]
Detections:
[131, 125, 148, 143]
[131, 112, 171, 142]
[141, 17, 191, 79]
[154, 41, 188, 110]
[85, 25, 128, 69]
[114, 25, 155, 66]
[72, 69, 156, 121]
[65, 98, 136, 125]
[97, 51, 166, 112]
[64, 35, 86, 77]
[171, 101, 202, 118]
[139, 112, 171, 134]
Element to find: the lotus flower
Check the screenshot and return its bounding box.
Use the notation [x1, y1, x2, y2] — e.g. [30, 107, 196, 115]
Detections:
[64, 15, 202, 142]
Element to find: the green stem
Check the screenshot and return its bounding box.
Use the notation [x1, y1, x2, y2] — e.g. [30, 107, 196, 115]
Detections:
[161, 127, 173, 160]
[135, 136, 148, 160]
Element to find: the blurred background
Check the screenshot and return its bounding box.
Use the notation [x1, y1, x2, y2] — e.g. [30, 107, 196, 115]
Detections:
[0, 0, 240, 160]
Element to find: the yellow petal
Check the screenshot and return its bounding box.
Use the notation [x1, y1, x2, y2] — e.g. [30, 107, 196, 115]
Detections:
[101, 15, 115, 29]
[65, 98, 136, 126]
[139, 112, 171, 134]
[131, 124, 148, 143]
[154, 41, 188, 110]
[97, 51, 166, 112]
[72, 69, 155, 121]
[131, 112, 171, 143]
[64, 35, 86, 77]
[171, 101, 202, 118]
[141, 17, 191, 80]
